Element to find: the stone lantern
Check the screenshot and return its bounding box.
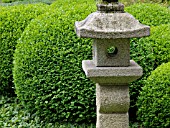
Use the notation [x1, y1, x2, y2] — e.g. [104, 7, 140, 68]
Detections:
[75, 0, 150, 127]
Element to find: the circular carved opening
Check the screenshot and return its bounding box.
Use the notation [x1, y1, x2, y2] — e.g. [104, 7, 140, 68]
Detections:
[107, 46, 118, 57]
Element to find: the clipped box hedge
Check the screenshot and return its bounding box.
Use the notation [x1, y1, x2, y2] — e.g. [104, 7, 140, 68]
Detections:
[129, 24, 170, 120]
[125, 3, 170, 26]
[13, 2, 170, 123]
[137, 62, 170, 128]
[0, 3, 49, 96]
[14, 0, 96, 124]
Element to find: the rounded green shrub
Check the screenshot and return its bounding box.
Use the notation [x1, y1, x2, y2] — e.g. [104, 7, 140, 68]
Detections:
[14, 0, 96, 123]
[137, 62, 170, 128]
[125, 3, 170, 121]
[125, 3, 170, 26]
[13, 2, 170, 123]
[129, 24, 170, 121]
[0, 3, 49, 96]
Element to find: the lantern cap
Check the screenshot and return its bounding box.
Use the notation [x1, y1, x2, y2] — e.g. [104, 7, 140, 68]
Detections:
[75, 12, 150, 39]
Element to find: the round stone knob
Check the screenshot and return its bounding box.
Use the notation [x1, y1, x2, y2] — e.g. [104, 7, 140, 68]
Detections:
[97, 2, 124, 13]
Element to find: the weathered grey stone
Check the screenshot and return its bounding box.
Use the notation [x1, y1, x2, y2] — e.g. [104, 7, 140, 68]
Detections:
[75, 1, 147, 127]
[75, 12, 150, 39]
[93, 38, 130, 67]
[96, 84, 129, 113]
[97, 3, 124, 13]
[82, 60, 143, 84]
[96, 112, 129, 128]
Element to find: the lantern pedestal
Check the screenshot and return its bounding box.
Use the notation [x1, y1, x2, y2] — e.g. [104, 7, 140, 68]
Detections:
[82, 60, 142, 128]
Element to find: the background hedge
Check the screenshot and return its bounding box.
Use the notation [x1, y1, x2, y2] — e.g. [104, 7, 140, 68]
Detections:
[129, 24, 170, 120]
[0, 0, 54, 6]
[0, 3, 48, 97]
[14, 0, 96, 124]
[125, 3, 170, 26]
[137, 62, 170, 128]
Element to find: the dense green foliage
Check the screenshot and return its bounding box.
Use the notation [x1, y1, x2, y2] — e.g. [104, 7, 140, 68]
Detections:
[0, 0, 170, 125]
[125, 3, 170, 26]
[137, 62, 170, 128]
[126, 2, 170, 122]
[120, 0, 170, 6]
[0, 96, 95, 128]
[129, 24, 170, 120]
[126, 3, 170, 120]
[125, 3, 170, 120]
[0, 95, 138, 127]
[0, 0, 54, 6]
[0, 4, 48, 96]
[14, 0, 96, 124]
[13, 1, 170, 123]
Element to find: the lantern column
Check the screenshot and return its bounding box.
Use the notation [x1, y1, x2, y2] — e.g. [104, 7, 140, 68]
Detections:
[75, 1, 150, 127]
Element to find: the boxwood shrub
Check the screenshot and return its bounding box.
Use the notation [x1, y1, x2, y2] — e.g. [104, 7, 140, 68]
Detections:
[129, 24, 170, 121]
[14, 0, 96, 124]
[137, 62, 170, 128]
[125, 2, 170, 121]
[125, 3, 170, 26]
[13, 2, 170, 123]
[0, 4, 48, 96]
